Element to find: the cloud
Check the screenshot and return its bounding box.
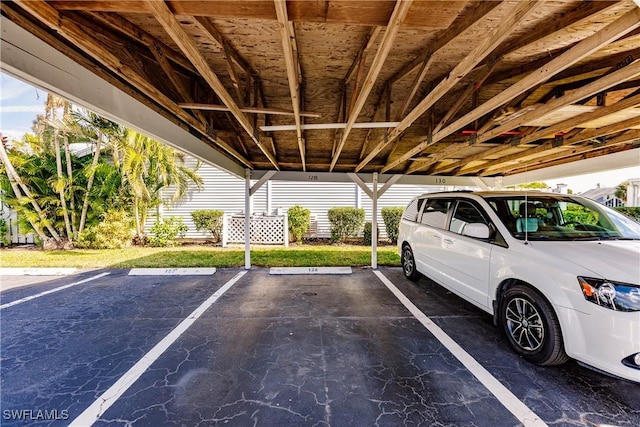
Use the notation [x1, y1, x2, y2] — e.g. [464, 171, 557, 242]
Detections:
[0, 105, 43, 113]
[0, 73, 44, 102]
[0, 129, 29, 142]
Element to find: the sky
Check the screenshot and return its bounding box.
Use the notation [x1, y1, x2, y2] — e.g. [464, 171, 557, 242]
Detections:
[1, 71, 638, 194]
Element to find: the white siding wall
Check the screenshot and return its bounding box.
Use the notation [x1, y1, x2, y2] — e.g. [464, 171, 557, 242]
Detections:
[271, 181, 358, 237]
[149, 158, 447, 240]
[146, 160, 267, 239]
[359, 184, 446, 238]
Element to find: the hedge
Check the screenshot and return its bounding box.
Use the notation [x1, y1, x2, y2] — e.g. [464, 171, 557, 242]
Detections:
[288, 205, 311, 243]
[328, 207, 365, 243]
[191, 210, 224, 242]
[381, 206, 404, 245]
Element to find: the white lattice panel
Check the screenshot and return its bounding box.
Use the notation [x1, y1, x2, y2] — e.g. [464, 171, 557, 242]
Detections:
[227, 215, 287, 245]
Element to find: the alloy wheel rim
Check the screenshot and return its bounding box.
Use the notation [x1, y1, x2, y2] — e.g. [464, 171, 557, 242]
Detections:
[505, 297, 544, 351]
[403, 249, 414, 275]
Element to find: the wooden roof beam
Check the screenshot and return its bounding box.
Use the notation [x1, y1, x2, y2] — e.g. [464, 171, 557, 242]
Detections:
[144, 0, 279, 170]
[358, 0, 542, 173]
[388, 6, 640, 175]
[330, 0, 414, 172]
[274, 0, 305, 171]
[11, 0, 251, 168]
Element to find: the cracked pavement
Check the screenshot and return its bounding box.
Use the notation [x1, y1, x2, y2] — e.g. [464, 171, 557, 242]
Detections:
[1, 268, 638, 426]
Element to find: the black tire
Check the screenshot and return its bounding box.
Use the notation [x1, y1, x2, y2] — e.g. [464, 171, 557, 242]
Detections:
[499, 284, 569, 366]
[401, 244, 420, 281]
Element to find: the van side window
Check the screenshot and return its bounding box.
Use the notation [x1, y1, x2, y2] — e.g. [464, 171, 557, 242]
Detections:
[402, 199, 420, 222]
[449, 200, 488, 234]
[420, 199, 451, 229]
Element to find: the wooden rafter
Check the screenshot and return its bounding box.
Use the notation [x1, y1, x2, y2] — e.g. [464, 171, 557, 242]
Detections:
[358, 0, 542, 173]
[481, 129, 640, 176]
[388, 0, 501, 85]
[423, 62, 640, 176]
[194, 16, 250, 106]
[143, 0, 279, 170]
[274, 0, 305, 170]
[387, 6, 640, 175]
[330, 0, 414, 172]
[345, 27, 383, 84]
[10, 0, 251, 168]
[459, 97, 640, 176]
[398, 52, 435, 120]
[479, 59, 640, 142]
[179, 103, 320, 118]
[346, 26, 382, 119]
[88, 11, 196, 74]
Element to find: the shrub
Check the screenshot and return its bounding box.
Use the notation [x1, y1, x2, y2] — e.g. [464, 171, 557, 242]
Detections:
[381, 206, 404, 244]
[76, 210, 135, 249]
[362, 221, 379, 245]
[191, 209, 224, 242]
[328, 207, 365, 243]
[615, 206, 640, 221]
[288, 205, 311, 244]
[0, 218, 9, 246]
[148, 216, 187, 247]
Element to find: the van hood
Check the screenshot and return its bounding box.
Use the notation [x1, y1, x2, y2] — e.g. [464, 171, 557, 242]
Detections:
[531, 240, 640, 284]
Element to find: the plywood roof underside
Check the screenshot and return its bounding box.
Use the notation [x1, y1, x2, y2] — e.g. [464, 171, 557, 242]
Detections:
[3, 0, 640, 177]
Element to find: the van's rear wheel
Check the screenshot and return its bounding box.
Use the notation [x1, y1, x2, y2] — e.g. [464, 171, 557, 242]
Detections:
[401, 245, 420, 281]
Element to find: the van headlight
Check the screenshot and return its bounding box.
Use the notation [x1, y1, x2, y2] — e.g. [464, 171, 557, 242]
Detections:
[578, 277, 640, 312]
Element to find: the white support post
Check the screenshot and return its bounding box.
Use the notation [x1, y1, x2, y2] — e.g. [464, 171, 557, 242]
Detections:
[244, 168, 251, 269]
[283, 211, 289, 247]
[221, 213, 228, 248]
[372, 172, 378, 270]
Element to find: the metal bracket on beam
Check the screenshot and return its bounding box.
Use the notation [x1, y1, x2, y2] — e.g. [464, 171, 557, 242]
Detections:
[510, 136, 522, 146]
[552, 135, 564, 148]
[468, 134, 477, 145]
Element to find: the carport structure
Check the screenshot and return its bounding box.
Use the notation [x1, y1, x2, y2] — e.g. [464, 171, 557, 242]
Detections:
[2, 0, 640, 265]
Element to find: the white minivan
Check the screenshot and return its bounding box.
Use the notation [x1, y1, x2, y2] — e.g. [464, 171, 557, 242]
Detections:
[398, 191, 640, 383]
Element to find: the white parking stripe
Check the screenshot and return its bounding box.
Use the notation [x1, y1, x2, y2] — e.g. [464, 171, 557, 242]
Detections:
[374, 271, 548, 427]
[69, 270, 247, 427]
[0, 272, 111, 310]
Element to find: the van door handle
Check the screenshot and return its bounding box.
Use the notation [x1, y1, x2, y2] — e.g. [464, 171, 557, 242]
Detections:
[443, 238, 454, 244]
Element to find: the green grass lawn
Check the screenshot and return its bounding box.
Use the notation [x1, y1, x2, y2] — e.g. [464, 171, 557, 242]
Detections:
[0, 244, 401, 269]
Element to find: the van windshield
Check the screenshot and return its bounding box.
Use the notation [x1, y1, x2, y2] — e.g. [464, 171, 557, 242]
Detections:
[485, 194, 640, 241]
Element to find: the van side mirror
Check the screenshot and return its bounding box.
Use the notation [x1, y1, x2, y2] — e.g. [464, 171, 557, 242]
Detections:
[463, 223, 490, 239]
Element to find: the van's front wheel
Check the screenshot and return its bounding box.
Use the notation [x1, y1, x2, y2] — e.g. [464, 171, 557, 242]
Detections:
[500, 285, 569, 366]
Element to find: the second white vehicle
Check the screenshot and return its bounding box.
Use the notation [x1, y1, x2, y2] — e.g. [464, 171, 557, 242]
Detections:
[398, 191, 640, 383]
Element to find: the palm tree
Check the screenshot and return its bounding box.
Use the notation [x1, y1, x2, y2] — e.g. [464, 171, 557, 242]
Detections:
[615, 182, 628, 204]
[0, 133, 61, 244]
[120, 131, 203, 238]
[70, 110, 126, 235]
[45, 94, 73, 240]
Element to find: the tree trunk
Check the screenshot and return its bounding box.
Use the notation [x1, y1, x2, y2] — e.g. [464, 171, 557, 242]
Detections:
[78, 132, 102, 234]
[0, 137, 54, 242]
[63, 131, 78, 238]
[54, 127, 73, 240]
